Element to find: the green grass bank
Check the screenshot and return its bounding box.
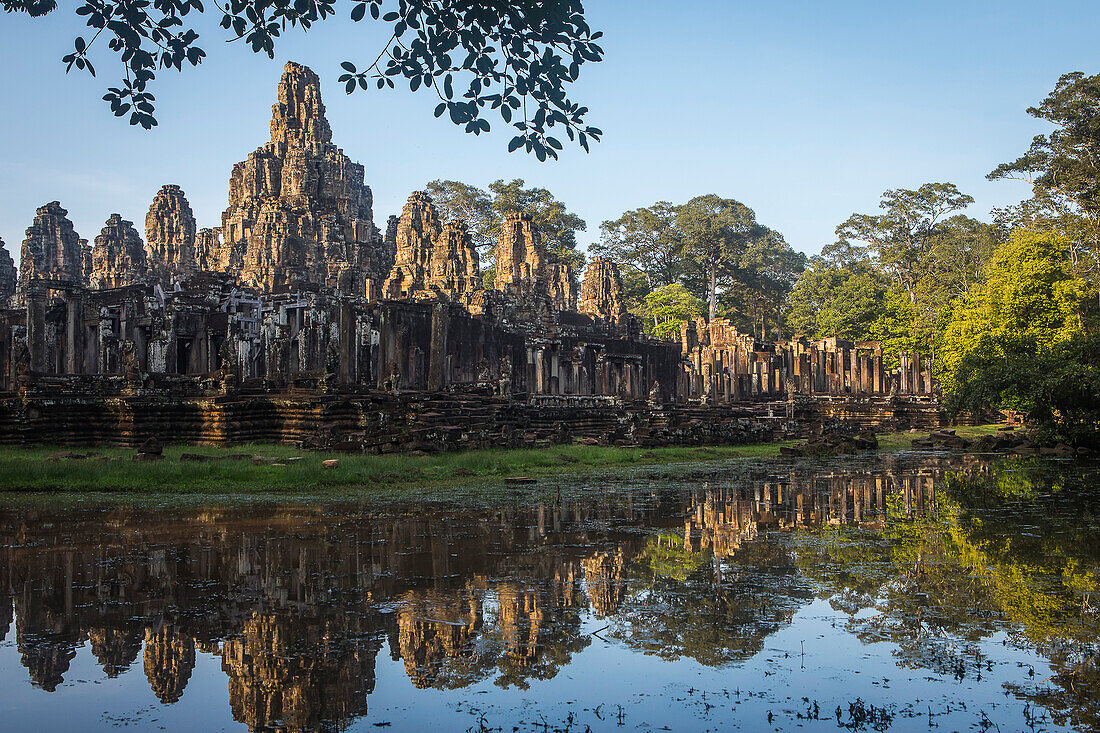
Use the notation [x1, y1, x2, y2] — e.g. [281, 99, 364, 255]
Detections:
[0, 424, 1004, 495]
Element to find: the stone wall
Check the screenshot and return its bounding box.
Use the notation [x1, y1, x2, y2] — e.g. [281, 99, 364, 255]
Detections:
[0, 385, 948, 449]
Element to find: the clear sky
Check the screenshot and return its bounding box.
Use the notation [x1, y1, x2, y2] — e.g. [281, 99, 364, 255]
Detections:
[1, 0, 1098, 263]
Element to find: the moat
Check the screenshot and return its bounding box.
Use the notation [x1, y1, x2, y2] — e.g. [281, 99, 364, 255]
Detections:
[0, 454, 1097, 732]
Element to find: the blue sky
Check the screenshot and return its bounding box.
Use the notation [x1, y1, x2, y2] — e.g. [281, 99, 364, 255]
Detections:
[1, 1, 1098, 262]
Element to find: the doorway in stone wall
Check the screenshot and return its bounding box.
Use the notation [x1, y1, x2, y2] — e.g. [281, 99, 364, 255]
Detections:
[176, 337, 193, 375]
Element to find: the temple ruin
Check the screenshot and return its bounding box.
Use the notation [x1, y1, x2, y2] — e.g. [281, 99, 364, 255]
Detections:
[0, 62, 941, 449]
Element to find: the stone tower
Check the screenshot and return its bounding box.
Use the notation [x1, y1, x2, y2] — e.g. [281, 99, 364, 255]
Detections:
[0, 238, 16, 304]
[382, 191, 442, 299]
[494, 211, 545, 294]
[194, 227, 223, 272]
[429, 220, 481, 297]
[91, 214, 147, 289]
[579, 257, 626, 321]
[143, 625, 195, 705]
[145, 184, 197, 284]
[18, 201, 86, 291]
[221, 61, 386, 295]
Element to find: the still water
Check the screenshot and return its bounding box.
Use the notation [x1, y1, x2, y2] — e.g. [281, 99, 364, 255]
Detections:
[0, 454, 1098, 732]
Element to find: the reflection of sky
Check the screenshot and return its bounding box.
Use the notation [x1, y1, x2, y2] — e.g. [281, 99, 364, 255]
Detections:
[0, 599, 1064, 732]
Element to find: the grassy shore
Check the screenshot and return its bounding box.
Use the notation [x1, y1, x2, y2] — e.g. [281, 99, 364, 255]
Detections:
[0, 424, 1005, 495]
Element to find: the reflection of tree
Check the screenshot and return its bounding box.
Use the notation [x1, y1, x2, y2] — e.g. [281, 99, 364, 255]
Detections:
[493, 580, 590, 690]
[794, 460, 1100, 726]
[610, 535, 813, 667]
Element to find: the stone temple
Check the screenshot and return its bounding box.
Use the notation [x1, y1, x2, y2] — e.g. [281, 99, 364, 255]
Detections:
[0, 62, 941, 449]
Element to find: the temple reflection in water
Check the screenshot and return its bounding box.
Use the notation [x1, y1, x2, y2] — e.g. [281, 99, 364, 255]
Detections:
[1, 454, 1093, 732]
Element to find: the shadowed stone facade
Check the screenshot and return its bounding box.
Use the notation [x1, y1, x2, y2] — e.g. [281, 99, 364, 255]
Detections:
[0, 239, 15, 305]
[579, 257, 626, 322]
[382, 191, 442, 299]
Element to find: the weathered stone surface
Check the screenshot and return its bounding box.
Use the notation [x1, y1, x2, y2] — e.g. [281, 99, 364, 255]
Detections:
[494, 211, 545, 294]
[0, 238, 15, 304]
[382, 191, 441, 299]
[579, 257, 626, 321]
[0, 59, 943, 448]
[145, 184, 197, 283]
[221, 611, 375, 731]
[18, 201, 85, 290]
[194, 227, 223, 272]
[429, 221, 480, 297]
[547, 261, 577, 311]
[221, 62, 386, 296]
[91, 214, 147, 289]
[89, 626, 142, 678]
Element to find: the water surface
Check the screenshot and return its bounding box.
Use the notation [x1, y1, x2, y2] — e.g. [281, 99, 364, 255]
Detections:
[0, 454, 1098, 731]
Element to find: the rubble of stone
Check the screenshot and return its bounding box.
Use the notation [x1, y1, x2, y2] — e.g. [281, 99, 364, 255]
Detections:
[0, 61, 944, 450]
[780, 425, 879, 457]
[912, 427, 1090, 457]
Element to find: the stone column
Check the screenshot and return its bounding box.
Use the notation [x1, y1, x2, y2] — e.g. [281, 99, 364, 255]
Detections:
[63, 292, 82, 375]
[26, 285, 47, 374]
[427, 302, 449, 391]
[873, 349, 883, 394]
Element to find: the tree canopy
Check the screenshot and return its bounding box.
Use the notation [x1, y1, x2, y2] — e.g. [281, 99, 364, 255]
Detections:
[3, 0, 604, 159]
[595, 196, 803, 339]
[593, 202, 684, 288]
[425, 178, 586, 274]
[835, 182, 974, 303]
[990, 70, 1100, 315]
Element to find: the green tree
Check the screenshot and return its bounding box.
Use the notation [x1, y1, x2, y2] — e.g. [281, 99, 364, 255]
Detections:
[990, 71, 1100, 313]
[836, 183, 974, 303]
[424, 178, 586, 276]
[593, 202, 685, 288]
[425, 179, 495, 251]
[949, 331, 1100, 446]
[786, 266, 885, 342]
[719, 227, 806, 340]
[676, 195, 763, 320]
[867, 286, 921, 368]
[618, 266, 652, 316]
[489, 178, 586, 273]
[5, 0, 604, 158]
[641, 284, 705, 339]
[941, 229, 1084, 385]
